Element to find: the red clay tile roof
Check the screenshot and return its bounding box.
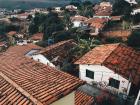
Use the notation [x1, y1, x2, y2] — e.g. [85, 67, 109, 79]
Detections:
[7, 31, 17, 36]
[40, 39, 76, 63]
[0, 45, 84, 105]
[75, 44, 140, 85]
[6, 44, 42, 56]
[75, 90, 94, 105]
[71, 16, 88, 22]
[111, 16, 122, 21]
[102, 30, 132, 41]
[75, 44, 119, 65]
[85, 18, 108, 29]
[0, 73, 35, 105]
[30, 33, 43, 41]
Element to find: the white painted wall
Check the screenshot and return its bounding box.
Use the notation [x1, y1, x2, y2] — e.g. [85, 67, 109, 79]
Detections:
[131, 9, 140, 15]
[72, 21, 82, 28]
[32, 54, 55, 67]
[51, 91, 75, 105]
[79, 64, 130, 94]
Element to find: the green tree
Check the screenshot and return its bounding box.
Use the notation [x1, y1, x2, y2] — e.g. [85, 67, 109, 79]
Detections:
[113, 0, 132, 16]
[127, 31, 140, 48]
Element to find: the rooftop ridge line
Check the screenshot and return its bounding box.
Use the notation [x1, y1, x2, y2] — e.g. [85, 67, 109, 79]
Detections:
[102, 43, 120, 65]
[0, 71, 44, 105]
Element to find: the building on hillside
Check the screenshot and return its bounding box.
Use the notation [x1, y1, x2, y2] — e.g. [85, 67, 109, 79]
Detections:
[84, 18, 109, 36]
[131, 8, 140, 15]
[125, 0, 137, 5]
[7, 31, 17, 44]
[31, 39, 77, 69]
[0, 41, 8, 52]
[101, 30, 132, 41]
[75, 43, 140, 97]
[30, 33, 44, 43]
[70, 15, 88, 28]
[93, 2, 112, 18]
[66, 5, 78, 12]
[0, 45, 85, 105]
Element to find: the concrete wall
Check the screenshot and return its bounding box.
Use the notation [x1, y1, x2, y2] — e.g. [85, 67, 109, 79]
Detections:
[51, 91, 75, 105]
[32, 54, 55, 67]
[79, 64, 130, 93]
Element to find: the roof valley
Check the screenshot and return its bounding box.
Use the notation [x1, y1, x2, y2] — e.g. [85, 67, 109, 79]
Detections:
[0, 71, 43, 105]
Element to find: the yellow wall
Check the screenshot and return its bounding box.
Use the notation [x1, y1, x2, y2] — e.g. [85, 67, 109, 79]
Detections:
[51, 91, 75, 105]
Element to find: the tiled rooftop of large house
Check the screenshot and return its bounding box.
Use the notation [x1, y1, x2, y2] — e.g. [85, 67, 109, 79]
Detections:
[75, 43, 140, 85]
[93, 2, 112, 16]
[75, 90, 94, 105]
[0, 44, 85, 105]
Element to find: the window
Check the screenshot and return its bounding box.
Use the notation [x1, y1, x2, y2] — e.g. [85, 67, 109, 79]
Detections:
[86, 69, 94, 79]
[109, 78, 120, 89]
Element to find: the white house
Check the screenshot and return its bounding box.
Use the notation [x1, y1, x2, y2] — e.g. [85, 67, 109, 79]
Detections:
[75, 43, 140, 96]
[131, 8, 140, 15]
[65, 5, 77, 11]
[70, 15, 88, 28]
[125, 0, 137, 5]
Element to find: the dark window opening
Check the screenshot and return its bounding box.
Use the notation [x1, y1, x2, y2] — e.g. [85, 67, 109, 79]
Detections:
[86, 69, 94, 79]
[109, 78, 120, 89]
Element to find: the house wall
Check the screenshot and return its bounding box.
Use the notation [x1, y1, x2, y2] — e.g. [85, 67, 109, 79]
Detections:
[73, 21, 82, 28]
[79, 64, 130, 94]
[32, 54, 55, 67]
[51, 91, 75, 105]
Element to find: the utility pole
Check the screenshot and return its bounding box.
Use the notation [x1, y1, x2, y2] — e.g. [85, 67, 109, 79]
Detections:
[134, 90, 140, 105]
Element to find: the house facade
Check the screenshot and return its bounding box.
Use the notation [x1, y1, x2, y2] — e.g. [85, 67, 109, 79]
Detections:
[70, 15, 88, 28]
[79, 64, 130, 94]
[75, 44, 140, 96]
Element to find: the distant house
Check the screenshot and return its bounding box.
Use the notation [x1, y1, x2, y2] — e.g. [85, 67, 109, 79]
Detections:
[54, 7, 62, 13]
[70, 15, 88, 28]
[84, 18, 109, 36]
[0, 43, 84, 105]
[30, 33, 44, 43]
[7, 31, 17, 44]
[93, 2, 112, 18]
[125, 0, 137, 5]
[131, 8, 140, 15]
[101, 30, 132, 41]
[31, 39, 77, 69]
[17, 13, 29, 20]
[75, 43, 140, 96]
[66, 5, 78, 12]
[0, 41, 7, 51]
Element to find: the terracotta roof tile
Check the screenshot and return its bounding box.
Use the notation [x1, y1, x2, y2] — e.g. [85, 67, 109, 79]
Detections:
[75, 90, 94, 105]
[0, 44, 85, 105]
[40, 39, 76, 64]
[0, 74, 35, 105]
[30, 33, 43, 41]
[7, 31, 17, 36]
[75, 44, 140, 85]
[71, 16, 88, 22]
